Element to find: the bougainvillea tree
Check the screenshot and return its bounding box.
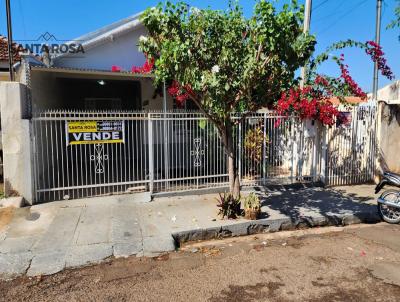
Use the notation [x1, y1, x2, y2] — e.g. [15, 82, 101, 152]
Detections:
[138, 0, 393, 197]
[276, 39, 394, 125]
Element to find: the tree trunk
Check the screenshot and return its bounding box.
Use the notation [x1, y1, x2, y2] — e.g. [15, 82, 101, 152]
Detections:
[221, 123, 240, 199]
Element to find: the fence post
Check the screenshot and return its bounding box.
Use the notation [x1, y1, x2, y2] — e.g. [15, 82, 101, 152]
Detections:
[238, 120, 242, 182]
[148, 113, 154, 194]
[262, 112, 267, 185]
[163, 113, 169, 190]
[290, 119, 295, 183]
[312, 122, 319, 182]
[320, 125, 327, 185]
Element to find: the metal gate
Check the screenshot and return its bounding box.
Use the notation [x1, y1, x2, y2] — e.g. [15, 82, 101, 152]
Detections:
[32, 111, 150, 202]
[325, 105, 377, 186]
[31, 108, 376, 202]
[31, 110, 320, 202]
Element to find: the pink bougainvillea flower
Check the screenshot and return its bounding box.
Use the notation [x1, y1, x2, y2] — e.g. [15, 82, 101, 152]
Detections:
[275, 85, 339, 127]
[111, 65, 122, 72]
[365, 41, 394, 80]
[131, 57, 155, 74]
[167, 80, 191, 107]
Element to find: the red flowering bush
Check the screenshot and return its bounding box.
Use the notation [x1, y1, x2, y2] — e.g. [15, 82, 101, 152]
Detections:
[131, 57, 155, 73]
[275, 86, 338, 126]
[277, 38, 396, 127]
[338, 54, 367, 99]
[167, 81, 193, 106]
[365, 41, 394, 80]
[111, 56, 154, 74]
[111, 65, 122, 72]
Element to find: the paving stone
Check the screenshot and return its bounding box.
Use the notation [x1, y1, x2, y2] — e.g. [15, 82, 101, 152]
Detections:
[0, 252, 32, 280]
[142, 236, 176, 255]
[0, 197, 25, 208]
[32, 207, 83, 253]
[111, 205, 142, 244]
[65, 243, 113, 268]
[74, 205, 113, 246]
[0, 236, 38, 254]
[27, 251, 66, 277]
[113, 242, 142, 258]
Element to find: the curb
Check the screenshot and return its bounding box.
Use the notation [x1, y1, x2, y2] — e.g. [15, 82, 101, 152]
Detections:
[172, 211, 381, 246]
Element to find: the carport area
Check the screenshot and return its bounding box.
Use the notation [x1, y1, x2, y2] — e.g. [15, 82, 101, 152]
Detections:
[29, 66, 173, 111]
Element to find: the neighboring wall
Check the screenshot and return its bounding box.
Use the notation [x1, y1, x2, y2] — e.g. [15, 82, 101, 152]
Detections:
[377, 81, 400, 174]
[0, 82, 33, 203]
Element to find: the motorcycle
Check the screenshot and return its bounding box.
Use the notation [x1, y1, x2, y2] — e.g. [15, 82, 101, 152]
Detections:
[375, 172, 400, 224]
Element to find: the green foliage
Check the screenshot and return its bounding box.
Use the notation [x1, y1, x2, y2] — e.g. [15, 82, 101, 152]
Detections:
[139, 0, 316, 126]
[216, 192, 241, 219]
[243, 193, 261, 211]
[306, 39, 372, 101]
[308, 39, 366, 75]
[244, 126, 267, 164]
[387, 0, 400, 30]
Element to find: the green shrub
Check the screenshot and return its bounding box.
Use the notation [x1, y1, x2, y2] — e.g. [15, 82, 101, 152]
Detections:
[216, 192, 241, 219]
[243, 193, 261, 211]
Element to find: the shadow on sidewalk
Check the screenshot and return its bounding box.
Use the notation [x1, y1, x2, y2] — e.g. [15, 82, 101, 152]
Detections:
[256, 186, 379, 223]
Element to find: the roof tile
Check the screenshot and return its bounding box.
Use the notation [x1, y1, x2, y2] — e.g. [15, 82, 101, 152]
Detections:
[0, 35, 24, 61]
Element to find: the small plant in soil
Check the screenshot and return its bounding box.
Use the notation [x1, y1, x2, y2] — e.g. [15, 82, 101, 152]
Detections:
[244, 126, 268, 178]
[216, 192, 241, 220]
[243, 193, 261, 220]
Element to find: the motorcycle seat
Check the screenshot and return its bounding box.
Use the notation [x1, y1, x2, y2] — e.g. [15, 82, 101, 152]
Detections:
[384, 172, 400, 185]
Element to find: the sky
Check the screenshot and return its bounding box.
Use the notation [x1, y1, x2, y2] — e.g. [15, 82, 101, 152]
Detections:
[0, 0, 399, 92]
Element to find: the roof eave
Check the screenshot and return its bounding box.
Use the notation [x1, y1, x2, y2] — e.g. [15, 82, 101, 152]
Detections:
[52, 11, 145, 62]
[30, 65, 155, 79]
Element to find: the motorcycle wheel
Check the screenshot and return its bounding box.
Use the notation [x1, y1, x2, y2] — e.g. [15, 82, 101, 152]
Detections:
[378, 190, 400, 224]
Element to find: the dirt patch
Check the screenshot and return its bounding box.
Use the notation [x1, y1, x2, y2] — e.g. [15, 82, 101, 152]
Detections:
[0, 207, 14, 232]
[209, 282, 285, 302]
[2, 225, 400, 302]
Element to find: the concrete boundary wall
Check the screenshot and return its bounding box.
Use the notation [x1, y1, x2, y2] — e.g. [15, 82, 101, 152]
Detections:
[377, 102, 400, 174]
[376, 81, 400, 176]
[0, 82, 33, 204]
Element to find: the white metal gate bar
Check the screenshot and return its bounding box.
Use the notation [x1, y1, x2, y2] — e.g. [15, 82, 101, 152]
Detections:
[325, 105, 377, 186]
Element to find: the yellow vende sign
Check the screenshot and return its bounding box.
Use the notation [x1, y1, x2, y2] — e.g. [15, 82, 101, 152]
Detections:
[66, 121, 125, 145]
[68, 121, 98, 133]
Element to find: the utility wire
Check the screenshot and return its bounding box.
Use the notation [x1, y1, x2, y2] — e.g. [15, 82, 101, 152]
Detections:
[314, 0, 329, 11]
[317, 0, 369, 34]
[313, 0, 347, 24]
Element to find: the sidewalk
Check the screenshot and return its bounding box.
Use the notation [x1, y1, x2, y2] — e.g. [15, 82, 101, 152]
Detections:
[0, 185, 380, 279]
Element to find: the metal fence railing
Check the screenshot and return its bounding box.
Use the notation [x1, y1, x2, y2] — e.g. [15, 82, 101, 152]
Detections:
[31, 108, 376, 202]
[325, 105, 377, 186]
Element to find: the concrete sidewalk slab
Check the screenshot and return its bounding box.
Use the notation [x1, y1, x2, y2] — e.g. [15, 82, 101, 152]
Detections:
[32, 207, 83, 253]
[0, 236, 38, 254]
[113, 242, 142, 258]
[170, 186, 381, 244]
[111, 204, 142, 243]
[65, 243, 113, 268]
[73, 205, 112, 246]
[0, 197, 25, 208]
[0, 185, 382, 279]
[27, 251, 66, 277]
[0, 252, 32, 280]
